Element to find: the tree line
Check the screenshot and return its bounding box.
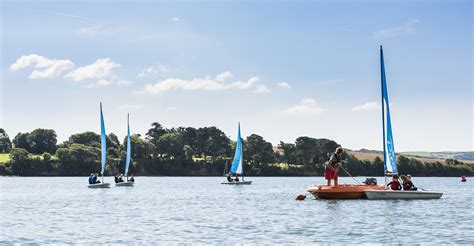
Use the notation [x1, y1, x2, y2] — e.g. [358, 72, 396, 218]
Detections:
[0, 126, 472, 177]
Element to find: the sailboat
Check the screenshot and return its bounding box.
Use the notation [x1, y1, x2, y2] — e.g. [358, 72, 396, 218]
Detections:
[221, 123, 252, 185]
[116, 113, 134, 187]
[88, 103, 111, 188]
[364, 46, 442, 199]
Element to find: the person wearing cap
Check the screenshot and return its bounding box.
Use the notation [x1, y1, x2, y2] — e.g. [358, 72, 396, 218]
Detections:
[325, 147, 344, 187]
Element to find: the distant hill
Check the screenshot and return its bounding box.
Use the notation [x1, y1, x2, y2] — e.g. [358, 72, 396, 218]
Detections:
[400, 151, 474, 161]
[349, 149, 474, 165]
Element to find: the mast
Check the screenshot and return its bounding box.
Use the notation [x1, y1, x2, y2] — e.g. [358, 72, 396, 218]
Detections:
[125, 113, 131, 179]
[380, 46, 387, 177]
[100, 102, 107, 183]
[380, 45, 398, 188]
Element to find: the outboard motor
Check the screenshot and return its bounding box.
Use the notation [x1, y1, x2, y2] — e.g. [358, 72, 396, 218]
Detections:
[364, 177, 377, 185]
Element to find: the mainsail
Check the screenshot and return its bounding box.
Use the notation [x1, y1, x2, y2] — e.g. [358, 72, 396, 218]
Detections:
[100, 103, 107, 175]
[229, 123, 243, 175]
[380, 46, 398, 175]
[124, 114, 131, 176]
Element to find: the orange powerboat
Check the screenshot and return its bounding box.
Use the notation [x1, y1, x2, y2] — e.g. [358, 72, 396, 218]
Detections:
[307, 184, 384, 199]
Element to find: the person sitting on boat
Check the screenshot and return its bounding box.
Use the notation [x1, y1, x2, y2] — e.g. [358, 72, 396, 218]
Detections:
[114, 174, 119, 183]
[117, 173, 124, 183]
[226, 173, 233, 182]
[88, 173, 94, 184]
[234, 174, 240, 182]
[404, 174, 417, 190]
[387, 174, 402, 190]
[325, 147, 344, 187]
[129, 174, 135, 183]
[91, 173, 99, 184]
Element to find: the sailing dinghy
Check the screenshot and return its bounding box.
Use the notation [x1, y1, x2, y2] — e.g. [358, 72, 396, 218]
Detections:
[116, 114, 134, 187]
[221, 123, 252, 185]
[88, 103, 111, 188]
[364, 46, 442, 200]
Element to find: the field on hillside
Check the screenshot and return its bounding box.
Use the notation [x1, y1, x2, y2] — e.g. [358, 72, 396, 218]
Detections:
[0, 154, 9, 163]
[349, 151, 474, 165]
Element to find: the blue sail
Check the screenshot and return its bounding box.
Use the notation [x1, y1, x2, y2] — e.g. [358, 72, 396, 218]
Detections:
[229, 123, 243, 175]
[100, 103, 107, 175]
[124, 114, 131, 175]
[380, 46, 398, 175]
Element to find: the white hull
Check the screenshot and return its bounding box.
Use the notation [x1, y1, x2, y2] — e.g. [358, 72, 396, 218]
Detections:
[115, 181, 134, 187]
[88, 183, 110, 188]
[364, 190, 442, 200]
[221, 181, 252, 185]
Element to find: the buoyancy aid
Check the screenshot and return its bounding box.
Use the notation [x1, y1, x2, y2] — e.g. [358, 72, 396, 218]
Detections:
[388, 181, 401, 190]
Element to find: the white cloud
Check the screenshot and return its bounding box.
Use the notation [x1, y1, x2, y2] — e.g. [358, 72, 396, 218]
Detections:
[215, 71, 233, 82]
[137, 72, 263, 94]
[254, 84, 271, 93]
[117, 104, 144, 111]
[284, 98, 324, 114]
[277, 82, 291, 88]
[9, 54, 75, 79]
[374, 19, 420, 39]
[137, 65, 168, 79]
[66, 58, 120, 81]
[171, 17, 182, 22]
[352, 102, 380, 112]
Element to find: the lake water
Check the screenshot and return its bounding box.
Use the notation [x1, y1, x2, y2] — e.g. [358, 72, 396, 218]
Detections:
[0, 177, 472, 244]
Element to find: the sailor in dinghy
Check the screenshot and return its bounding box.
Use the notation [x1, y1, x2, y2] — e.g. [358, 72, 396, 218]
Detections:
[116, 114, 134, 187]
[88, 103, 111, 188]
[221, 123, 252, 185]
[364, 46, 442, 199]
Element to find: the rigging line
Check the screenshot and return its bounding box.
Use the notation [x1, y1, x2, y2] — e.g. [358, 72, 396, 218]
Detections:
[339, 165, 362, 184]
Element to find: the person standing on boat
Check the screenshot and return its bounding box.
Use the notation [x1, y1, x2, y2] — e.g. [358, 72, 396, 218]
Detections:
[325, 147, 344, 187]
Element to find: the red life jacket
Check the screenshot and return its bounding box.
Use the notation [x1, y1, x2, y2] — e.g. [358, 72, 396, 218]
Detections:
[389, 181, 401, 190]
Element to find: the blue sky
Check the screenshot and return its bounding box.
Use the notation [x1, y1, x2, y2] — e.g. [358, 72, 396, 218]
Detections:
[1, 0, 472, 151]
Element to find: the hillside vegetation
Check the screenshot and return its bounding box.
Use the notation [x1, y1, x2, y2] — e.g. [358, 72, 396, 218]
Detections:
[0, 127, 472, 177]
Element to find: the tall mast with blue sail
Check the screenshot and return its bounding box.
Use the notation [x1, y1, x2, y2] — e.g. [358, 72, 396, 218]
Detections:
[124, 113, 131, 177]
[380, 46, 398, 176]
[229, 122, 243, 176]
[100, 103, 107, 180]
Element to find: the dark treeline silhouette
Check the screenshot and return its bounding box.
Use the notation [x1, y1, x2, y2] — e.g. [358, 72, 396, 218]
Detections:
[0, 126, 472, 177]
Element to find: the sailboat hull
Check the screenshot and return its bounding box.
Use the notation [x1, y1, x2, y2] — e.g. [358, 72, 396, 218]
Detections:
[364, 190, 443, 200]
[221, 181, 252, 185]
[88, 183, 111, 188]
[115, 181, 134, 187]
[307, 184, 384, 199]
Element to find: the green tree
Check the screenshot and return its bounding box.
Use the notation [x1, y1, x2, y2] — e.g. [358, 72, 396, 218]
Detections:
[56, 144, 101, 175]
[0, 128, 12, 153]
[13, 132, 29, 149]
[278, 141, 296, 165]
[123, 134, 155, 160]
[107, 133, 120, 149]
[156, 132, 185, 159]
[9, 148, 29, 175]
[146, 122, 168, 147]
[66, 131, 101, 148]
[26, 129, 57, 154]
[244, 134, 276, 173]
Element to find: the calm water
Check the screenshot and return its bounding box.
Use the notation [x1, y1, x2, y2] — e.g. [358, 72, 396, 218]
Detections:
[0, 177, 472, 244]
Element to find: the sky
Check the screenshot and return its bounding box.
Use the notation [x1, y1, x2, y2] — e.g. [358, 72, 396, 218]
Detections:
[0, 0, 472, 152]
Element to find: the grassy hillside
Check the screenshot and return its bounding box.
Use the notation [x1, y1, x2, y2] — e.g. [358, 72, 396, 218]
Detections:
[0, 154, 9, 164]
[350, 150, 474, 165]
[401, 151, 474, 161]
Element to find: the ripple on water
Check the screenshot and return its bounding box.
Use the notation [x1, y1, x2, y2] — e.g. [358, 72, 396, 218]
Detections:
[0, 177, 473, 244]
